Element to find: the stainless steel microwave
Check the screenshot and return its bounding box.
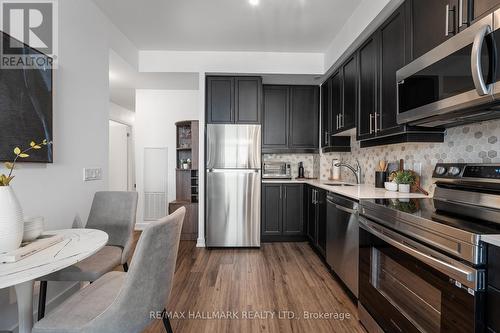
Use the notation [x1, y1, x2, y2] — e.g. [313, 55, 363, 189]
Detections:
[397, 10, 500, 127]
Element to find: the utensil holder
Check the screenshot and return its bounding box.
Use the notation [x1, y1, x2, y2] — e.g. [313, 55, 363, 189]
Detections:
[375, 171, 387, 188]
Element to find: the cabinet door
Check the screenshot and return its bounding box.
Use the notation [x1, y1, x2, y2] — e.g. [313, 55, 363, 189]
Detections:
[263, 86, 289, 149]
[474, 0, 499, 20]
[282, 184, 304, 236]
[235, 77, 262, 124]
[410, 0, 459, 60]
[341, 55, 357, 132]
[261, 184, 282, 236]
[206, 77, 234, 123]
[330, 71, 342, 135]
[321, 79, 332, 148]
[357, 34, 378, 141]
[289, 86, 319, 149]
[316, 189, 327, 255]
[379, 5, 408, 134]
[307, 187, 316, 242]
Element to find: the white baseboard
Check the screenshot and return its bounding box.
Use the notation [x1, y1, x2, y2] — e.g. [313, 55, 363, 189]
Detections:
[196, 237, 205, 247]
[135, 222, 149, 230]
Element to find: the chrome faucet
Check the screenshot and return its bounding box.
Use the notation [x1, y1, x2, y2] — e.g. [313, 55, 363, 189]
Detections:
[334, 159, 362, 184]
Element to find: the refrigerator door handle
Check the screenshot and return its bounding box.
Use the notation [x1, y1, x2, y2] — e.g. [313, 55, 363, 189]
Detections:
[207, 168, 261, 173]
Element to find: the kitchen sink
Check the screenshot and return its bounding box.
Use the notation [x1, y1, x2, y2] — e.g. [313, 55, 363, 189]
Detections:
[323, 183, 356, 187]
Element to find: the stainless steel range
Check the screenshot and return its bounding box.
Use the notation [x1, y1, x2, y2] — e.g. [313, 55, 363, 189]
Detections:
[358, 163, 500, 333]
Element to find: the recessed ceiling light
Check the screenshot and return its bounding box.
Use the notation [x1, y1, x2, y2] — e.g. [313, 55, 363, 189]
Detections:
[249, 0, 259, 6]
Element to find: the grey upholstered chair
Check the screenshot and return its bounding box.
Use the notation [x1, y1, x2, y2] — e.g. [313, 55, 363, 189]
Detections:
[37, 191, 138, 319]
[32, 207, 185, 333]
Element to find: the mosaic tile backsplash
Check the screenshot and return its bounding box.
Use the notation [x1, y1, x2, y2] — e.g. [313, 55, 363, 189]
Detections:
[321, 119, 500, 194]
[265, 119, 500, 195]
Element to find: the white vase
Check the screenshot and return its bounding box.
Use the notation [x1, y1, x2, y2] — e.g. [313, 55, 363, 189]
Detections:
[0, 186, 24, 253]
[398, 184, 410, 193]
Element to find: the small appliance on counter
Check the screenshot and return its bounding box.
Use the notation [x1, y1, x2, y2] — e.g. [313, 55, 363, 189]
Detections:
[262, 161, 291, 180]
[330, 159, 341, 180]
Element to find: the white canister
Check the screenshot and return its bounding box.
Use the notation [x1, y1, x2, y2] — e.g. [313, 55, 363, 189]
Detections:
[331, 159, 341, 180]
[0, 186, 24, 253]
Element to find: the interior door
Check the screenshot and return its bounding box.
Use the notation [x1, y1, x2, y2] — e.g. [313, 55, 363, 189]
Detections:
[206, 169, 261, 247]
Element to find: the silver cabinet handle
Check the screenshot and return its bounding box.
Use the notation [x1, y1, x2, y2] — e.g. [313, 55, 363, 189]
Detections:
[339, 114, 343, 129]
[471, 24, 492, 96]
[336, 115, 339, 130]
[374, 112, 379, 133]
[324, 131, 329, 145]
[458, 0, 464, 28]
[359, 217, 481, 290]
[369, 114, 374, 134]
[445, 4, 450, 36]
[284, 187, 287, 199]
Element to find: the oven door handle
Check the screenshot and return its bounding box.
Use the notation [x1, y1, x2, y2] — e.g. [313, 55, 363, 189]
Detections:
[359, 217, 482, 291]
[471, 24, 492, 96]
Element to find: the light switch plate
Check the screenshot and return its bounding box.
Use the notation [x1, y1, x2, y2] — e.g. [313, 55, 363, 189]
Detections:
[83, 168, 102, 181]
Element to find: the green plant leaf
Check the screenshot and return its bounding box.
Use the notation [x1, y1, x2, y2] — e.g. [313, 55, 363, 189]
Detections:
[18, 153, 29, 158]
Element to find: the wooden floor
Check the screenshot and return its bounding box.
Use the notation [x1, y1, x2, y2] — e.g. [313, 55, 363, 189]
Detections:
[134, 236, 365, 333]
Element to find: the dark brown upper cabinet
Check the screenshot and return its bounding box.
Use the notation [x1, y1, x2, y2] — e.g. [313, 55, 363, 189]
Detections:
[289, 86, 319, 149]
[262, 86, 289, 149]
[340, 55, 357, 132]
[473, 0, 500, 20]
[262, 85, 319, 153]
[206, 76, 262, 124]
[321, 78, 332, 148]
[378, 5, 410, 135]
[357, 34, 379, 141]
[409, 0, 473, 60]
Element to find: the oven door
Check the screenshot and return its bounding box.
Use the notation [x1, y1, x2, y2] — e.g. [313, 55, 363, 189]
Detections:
[359, 217, 486, 333]
[396, 13, 496, 127]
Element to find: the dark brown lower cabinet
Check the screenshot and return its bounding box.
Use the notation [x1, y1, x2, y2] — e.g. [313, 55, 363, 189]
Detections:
[307, 186, 327, 257]
[168, 201, 198, 240]
[261, 183, 305, 242]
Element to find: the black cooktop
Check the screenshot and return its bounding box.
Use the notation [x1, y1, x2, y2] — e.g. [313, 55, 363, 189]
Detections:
[361, 197, 500, 235]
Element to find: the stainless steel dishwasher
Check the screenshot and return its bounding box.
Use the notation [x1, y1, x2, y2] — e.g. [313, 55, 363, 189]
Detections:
[326, 192, 359, 297]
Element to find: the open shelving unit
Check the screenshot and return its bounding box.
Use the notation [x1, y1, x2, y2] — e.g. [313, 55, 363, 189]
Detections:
[169, 120, 199, 240]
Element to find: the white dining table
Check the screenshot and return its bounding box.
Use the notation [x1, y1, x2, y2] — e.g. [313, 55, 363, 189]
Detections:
[0, 229, 108, 333]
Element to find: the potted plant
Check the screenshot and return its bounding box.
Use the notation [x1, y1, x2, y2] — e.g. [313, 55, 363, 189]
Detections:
[394, 170, 416, 193]
[180, 159, 190, 170]
[0, 140, 50, 252]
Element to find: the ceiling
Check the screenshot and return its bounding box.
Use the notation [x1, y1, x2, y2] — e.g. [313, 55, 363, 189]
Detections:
[94, 0, 362, 52]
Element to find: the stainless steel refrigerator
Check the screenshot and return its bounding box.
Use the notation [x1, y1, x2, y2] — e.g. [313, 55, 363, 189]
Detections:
[206, 124, 261, 247]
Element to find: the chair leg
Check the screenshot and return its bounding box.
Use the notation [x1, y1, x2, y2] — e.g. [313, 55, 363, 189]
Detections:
[37, 281, 47, 320]
[162, 308, 173, 333]
[123, 262, 128, 272]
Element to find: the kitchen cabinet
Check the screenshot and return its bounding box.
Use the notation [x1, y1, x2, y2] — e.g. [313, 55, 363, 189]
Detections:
[261, 183, 305, 241]
[206, 76, 262, 124]
[340, 55, 357, 132]
[321, 78, 332, 148]
[473, 0, 500, 20]
[289, 86, 320, 149]
[307, 186, 327, 256]
[408, 0, 472, 60]
[262, 85, 319, 153]
[357, 34, 378, 141]
[488, 244, 500, 332]
[378, 5, 408, 135]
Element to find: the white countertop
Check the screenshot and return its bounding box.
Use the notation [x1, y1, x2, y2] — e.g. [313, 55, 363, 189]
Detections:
[262, 179, 429, 200]
[481, 235, 500, 247]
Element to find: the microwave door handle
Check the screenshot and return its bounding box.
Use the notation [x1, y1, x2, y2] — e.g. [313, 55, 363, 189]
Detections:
[359, 218, 477, 288]
[471, 25, 493, 96]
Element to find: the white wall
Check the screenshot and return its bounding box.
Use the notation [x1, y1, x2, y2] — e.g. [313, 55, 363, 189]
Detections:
[0, 0, 138, 330]
[134, 89, 199, 228]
